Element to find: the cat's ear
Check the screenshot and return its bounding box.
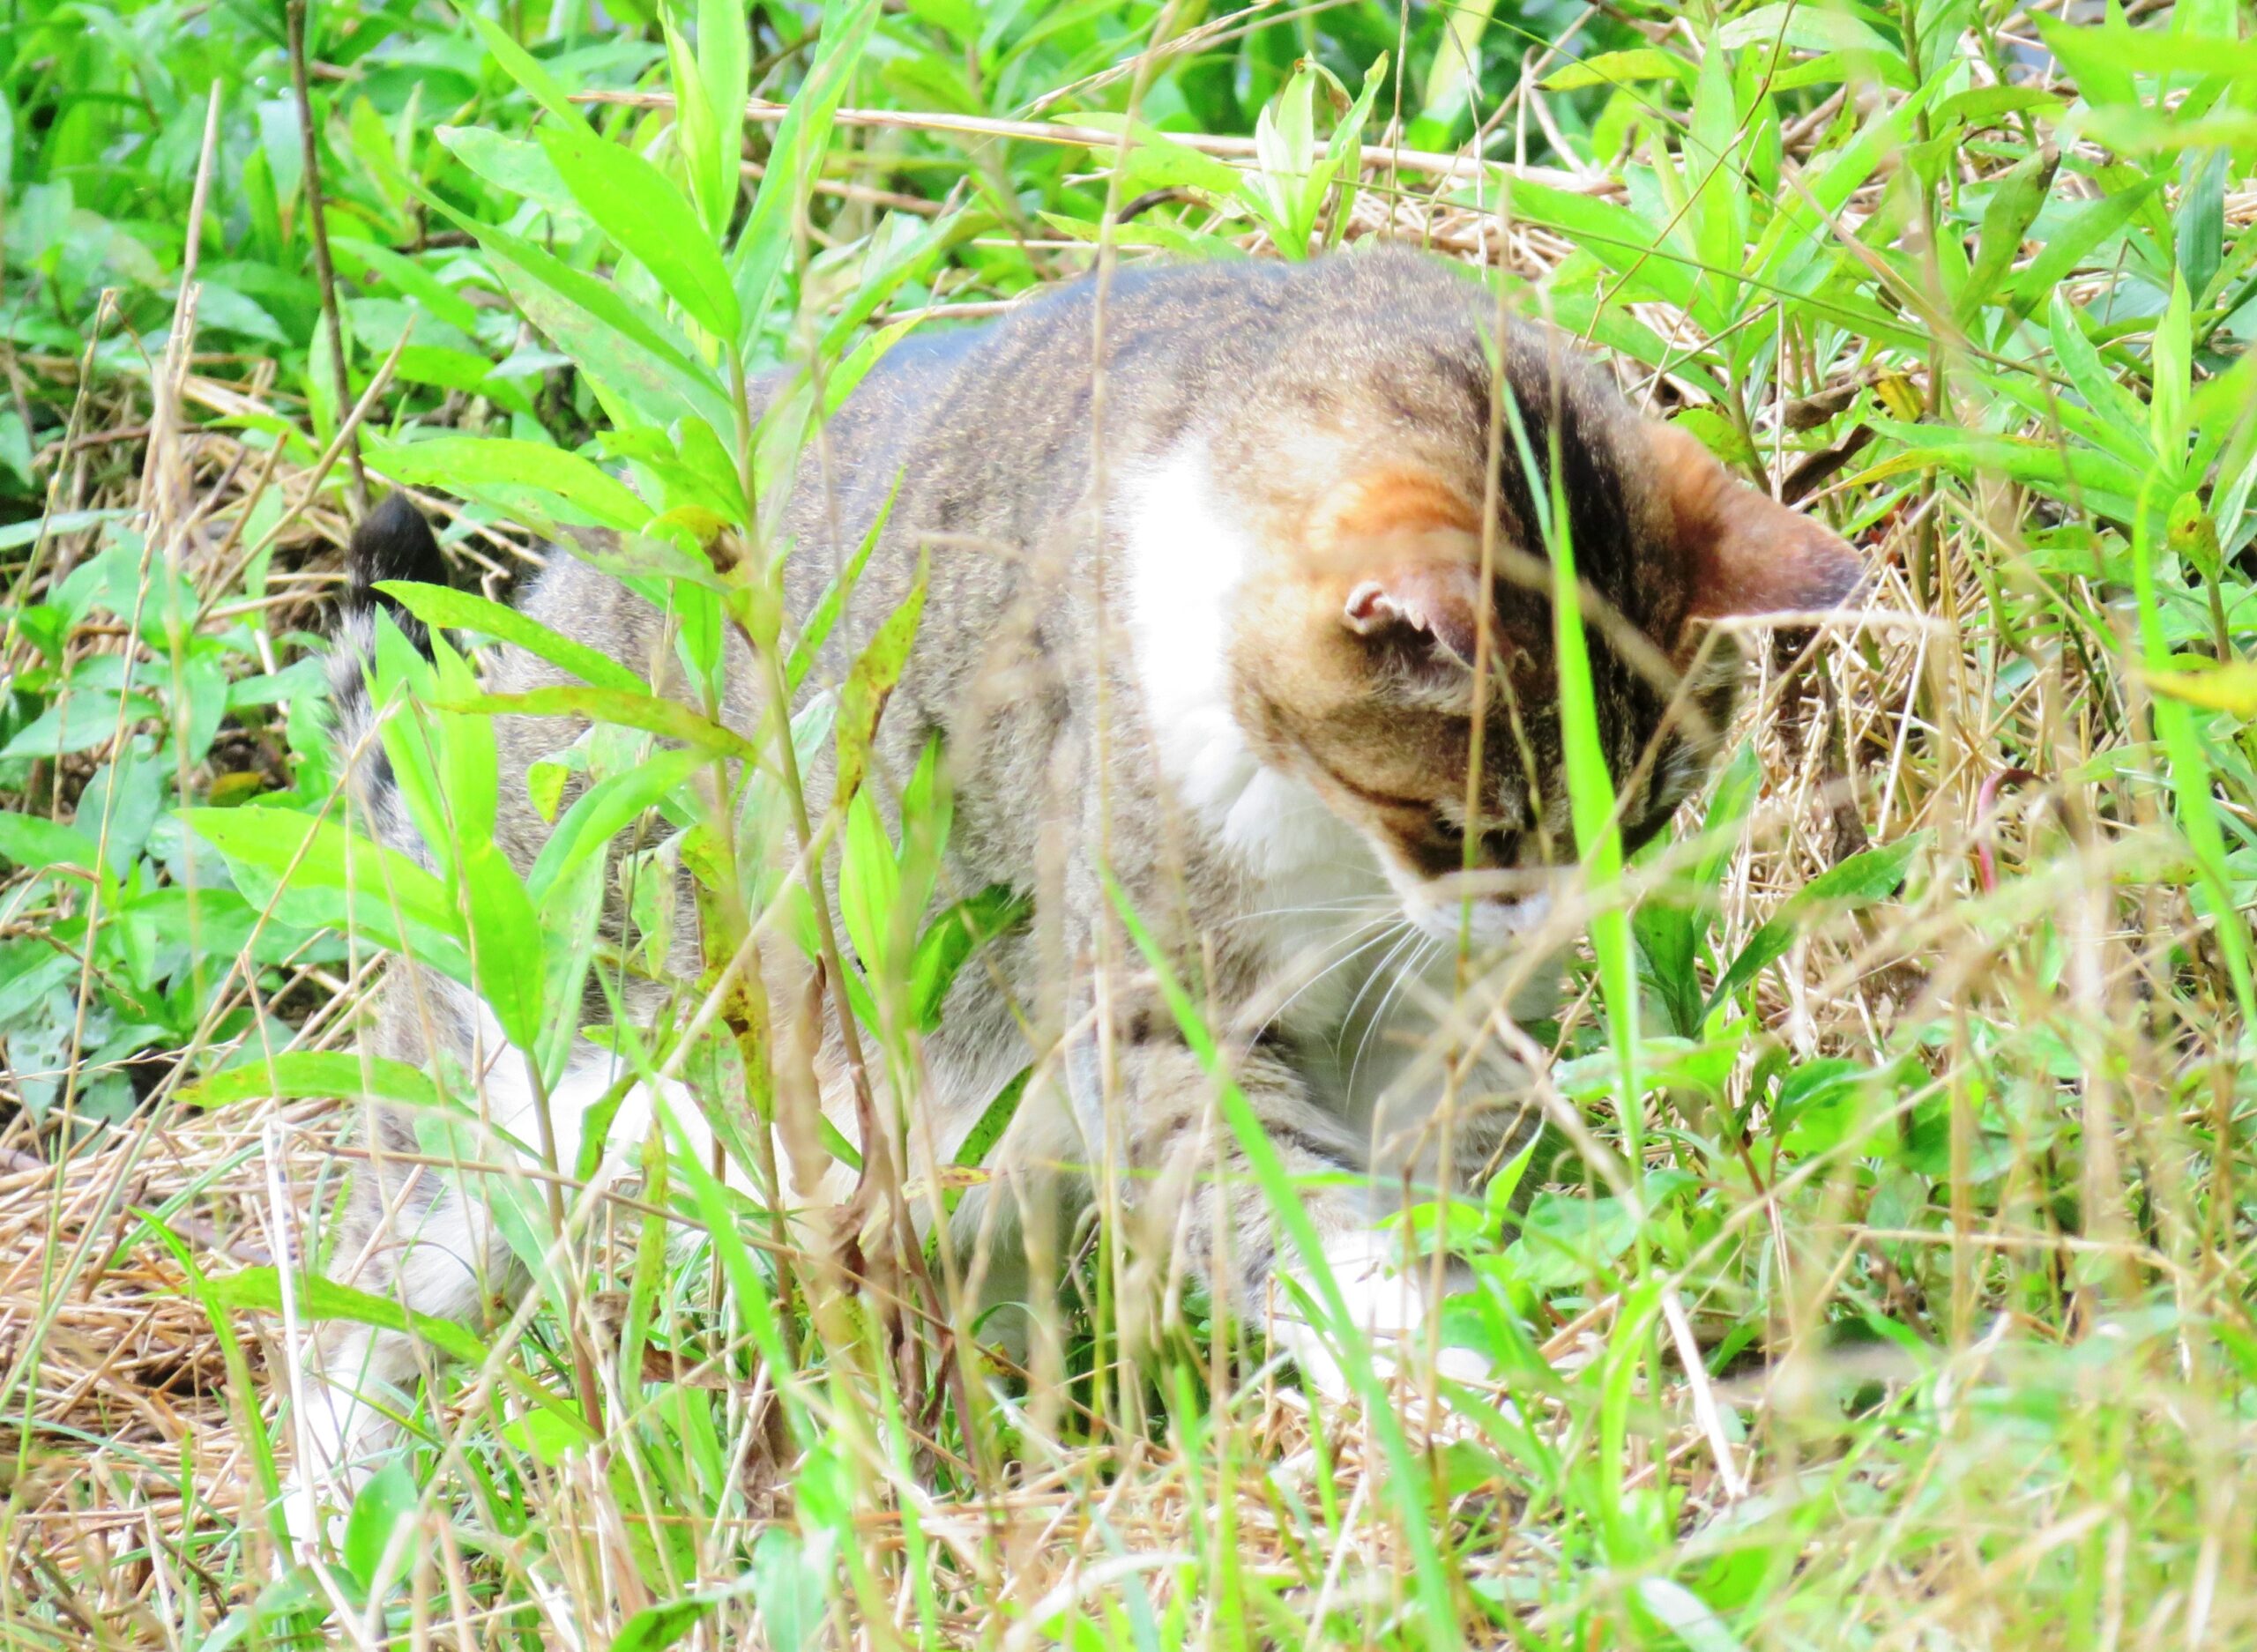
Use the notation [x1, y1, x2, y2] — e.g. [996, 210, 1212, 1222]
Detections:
[1321, 469, 1500, 668]
[1651, 423, 1864, 622]
[1342, 558, 1487, 665]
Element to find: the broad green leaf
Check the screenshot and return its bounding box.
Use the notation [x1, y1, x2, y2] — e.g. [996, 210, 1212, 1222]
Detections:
[696, 0, 750, 233]
[1718, 3, 1897, 56]
[2037, 12, 2257, 86]
[661, 14, 724, 238]
[181, 807, 458, 936]
[1502, 180, 1698, 312]
[331, 239, 481, 333]
[399, 167, 734, 434]
[537, 123, 740, 343]
[437, 125, 577, 216]
[465, 11, 589, 129]
[435, 686, 756, 760]
[615, 1599, 715, 1652]
[1542, 48, 1691, 91]
[203, 1266, 488, 1367]
[375, 580, 647, 695]
[0, 811, 102, 873]
[1957, 145, 2056, 328]
[1851, 423, 2144, 517]
[2006, 179, 2162, 316]
[180, 1051, 443, 1110]
[2179, 149, 2228, 302]
[343, 1462, 419, 1598]
[837, 787, 903, 978]
[1, 688, 160, 760]
[462, 839, 544, 1051]
[2043, 289, 2157, 471]
[1069, 113, 1245, 196]
[912, 885, 1031, 1032]
[369, 435, 651, 533]
[526, 747, 710, 904]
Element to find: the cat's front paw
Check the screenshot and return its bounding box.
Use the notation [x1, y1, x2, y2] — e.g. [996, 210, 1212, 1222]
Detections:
[1270, 1227, 1492, 1403]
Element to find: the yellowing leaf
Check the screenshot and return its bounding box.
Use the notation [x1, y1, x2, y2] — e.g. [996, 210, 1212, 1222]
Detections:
[2142, 664, 2257, 719]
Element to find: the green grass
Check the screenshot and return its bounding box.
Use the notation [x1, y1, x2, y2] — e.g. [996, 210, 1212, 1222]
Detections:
[4, 0, 2257, 1648]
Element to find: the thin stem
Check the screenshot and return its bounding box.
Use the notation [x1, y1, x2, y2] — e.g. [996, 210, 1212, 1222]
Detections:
[287, 0, 369, 515]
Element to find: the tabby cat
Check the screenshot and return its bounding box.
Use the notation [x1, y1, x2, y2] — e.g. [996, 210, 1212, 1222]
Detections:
[290, 247, 1859, 1535]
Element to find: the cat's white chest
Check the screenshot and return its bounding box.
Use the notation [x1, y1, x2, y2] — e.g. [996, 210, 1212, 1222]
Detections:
[1120, 443, 1395, 1035]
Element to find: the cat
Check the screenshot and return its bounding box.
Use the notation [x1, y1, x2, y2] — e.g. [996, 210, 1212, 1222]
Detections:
[286, 246, 1860, 1539]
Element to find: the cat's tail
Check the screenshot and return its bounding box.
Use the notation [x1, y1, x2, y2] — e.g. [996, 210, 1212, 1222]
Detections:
[285, 494, 502, 1558]
[326, 491, 445, 777]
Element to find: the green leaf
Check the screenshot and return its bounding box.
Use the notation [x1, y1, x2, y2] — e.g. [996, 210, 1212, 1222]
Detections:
[179, 1051, 443, 1110]
[1703, 835, 1925, 1020]
[465, 11, 590, 130]
[834, 545, 928, 807]
[696, 0, 750, 231]
[434, 686, 756, 760]
[1957, 145, 2058, 328]
[2152, 272, 2192, 457]
[614, 1599, 715, 1652]
[2006, 178, 2163, 317]
[1542, 48, 1692, 91]
[331, 239, 481, 333]
[526, 747, 709, 904]
[537, 123, 740, 343]
[2178, 149, 2228, 302]
[0, 688, 160, 760]
[369, 435, 651, 533]
[2045, 289, 2157, 471]
[2142, 662, 2257, 719]
[437, 125, 578, 216]
[912, 885, 1031, 1032]
[462, 839, 545, 1052]
[787, 471, 898, 694]
[1717, 3, 1898, 56]
[374, 581, 646, 695]
[203, 1266, 488, 1367]
[0, 811, 102, 874]
[935, 1066, 1028, 1221]
[343, 1462, 419, 1598]
[730, 0, 881, 336]
[1501, 181, 1699, 313]
[181, 807, 459, 937]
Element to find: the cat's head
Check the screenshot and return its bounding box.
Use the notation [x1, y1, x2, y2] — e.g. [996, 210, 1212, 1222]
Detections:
[1228, 337, 1863, 947]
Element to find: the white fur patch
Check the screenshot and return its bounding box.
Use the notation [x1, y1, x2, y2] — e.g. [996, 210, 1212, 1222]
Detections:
[1121, 443, 1390, 999]
[470, 1007, 690, 1165]
[1270, 1226, 1491, 1402]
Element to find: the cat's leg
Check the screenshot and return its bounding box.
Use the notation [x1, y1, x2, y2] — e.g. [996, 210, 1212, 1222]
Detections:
[281, 976, 708, 1556]
[1074, 1011, 1474, 1396]
[281, 1093, 512, 1555]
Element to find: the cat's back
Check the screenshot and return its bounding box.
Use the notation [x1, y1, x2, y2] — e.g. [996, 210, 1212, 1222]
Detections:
[778, 250, 1507, 634]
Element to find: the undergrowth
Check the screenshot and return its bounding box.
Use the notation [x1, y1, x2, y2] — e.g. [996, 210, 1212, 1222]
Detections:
[3, 0, 2256, 1648]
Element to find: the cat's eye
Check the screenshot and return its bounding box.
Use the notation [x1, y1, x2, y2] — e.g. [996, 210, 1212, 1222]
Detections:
[1428, 809, 1465, 845]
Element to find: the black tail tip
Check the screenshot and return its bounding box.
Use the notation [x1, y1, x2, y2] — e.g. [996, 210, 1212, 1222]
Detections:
[347, 492, 447, 607]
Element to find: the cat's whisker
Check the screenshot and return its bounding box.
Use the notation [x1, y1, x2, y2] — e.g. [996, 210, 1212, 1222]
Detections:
[1348, 934, 1441, 1101]
[1216, 896, 1395, 929]
[1337, 926, 1423, 1058]
[1248, 917, 1408, 1045]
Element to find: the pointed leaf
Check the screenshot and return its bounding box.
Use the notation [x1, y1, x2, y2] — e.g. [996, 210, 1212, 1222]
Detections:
[537, 123, 740, 343]
[375, 581, 647, 695]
